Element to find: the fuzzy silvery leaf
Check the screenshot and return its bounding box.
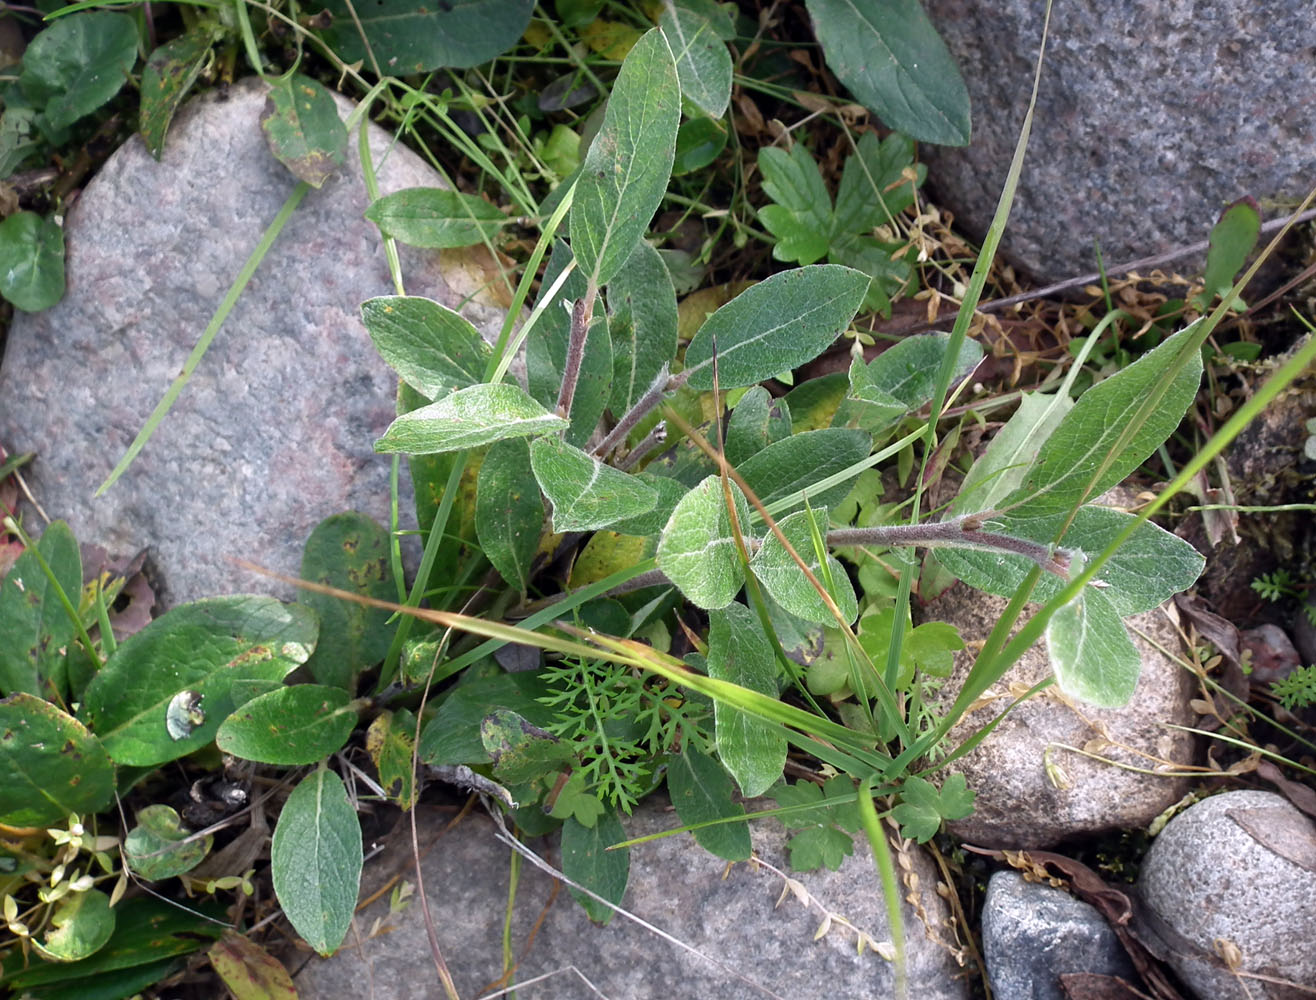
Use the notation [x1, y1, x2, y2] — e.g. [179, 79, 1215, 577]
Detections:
[656, 476, 751, 609]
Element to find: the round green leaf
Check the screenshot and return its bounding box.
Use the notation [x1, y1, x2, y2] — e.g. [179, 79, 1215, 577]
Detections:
[33, 889, 115, 963]
[750, 508, 858, 625]
[0, 693, 114, 827]
[19, 12, 138, 131]
[270, 767, 362, 956]
[124, 804, 213, 881]
[0, 211, 65, 312]
[216, 685, 358, 765]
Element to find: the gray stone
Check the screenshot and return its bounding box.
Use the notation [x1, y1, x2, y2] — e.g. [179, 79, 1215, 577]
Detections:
[294, 796, 970, 1000]
[1135, 789, 1316, 1000]
[0, 78, 510, 606]
[927, 575, 1196, 847]
[981, 870, 1135, 1000]
[919, 0, 1316, 283]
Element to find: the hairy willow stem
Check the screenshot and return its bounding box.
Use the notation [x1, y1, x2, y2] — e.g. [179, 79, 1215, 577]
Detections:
[554, 290, 595, 418]
[827, 517, 1071, 577]
[593, 365, 679, 458]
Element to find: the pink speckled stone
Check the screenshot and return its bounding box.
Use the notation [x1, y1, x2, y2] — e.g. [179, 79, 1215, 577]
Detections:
[0, 78, 508, 605]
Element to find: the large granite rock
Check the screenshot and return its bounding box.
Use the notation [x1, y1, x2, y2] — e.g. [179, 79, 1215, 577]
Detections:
[0, 78, 509, 606]
[294, 796, 970, 1000]
[926, 580, 1196, 848]
[920, 0, 1316, 282]
[1135, 789, 1316, 1000]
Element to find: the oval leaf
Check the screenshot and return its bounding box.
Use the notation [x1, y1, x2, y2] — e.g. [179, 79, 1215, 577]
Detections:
[476, 438, 545, 592]
[607, 239, 678, 416]
[1046, 584, 1142, 708]
[315, 0, 535, 72]
[209, 930, 298, 1000]
[0, 519, 81, 699]
[80, 597, 318, 767]
[270, 768, 362, 956]
[530, 436, 658, 532]
[140, 27, 218, 159]
[750, 508, 858, 625]
[570, 28, 680, 287]
[656, 476, 751, 609]
[738, 427, 872, 513]
[299, 512, 396, 691]
[561, 810, 629, 925]
[803, 0, 970, 146]
[365, 187, 509, 249]
[707, 602, 787, 797]
[0, 693, 113, 826]
[124, 804, 213, 881]
[683, 265, 868, 390]
[361, 295, 492, 399]
[260, 75, 348, 188]
[667, 747, 751, 861]
[0, 211, 65, 312]
[375, 382, 567, 455]
[216, 685, 358, 765]
[659, 4, 732, 117]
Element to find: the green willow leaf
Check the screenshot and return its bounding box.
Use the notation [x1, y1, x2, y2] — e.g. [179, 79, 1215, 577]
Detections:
[0, 694, 113, 827]
[530, 436, 658, 532]
[1046, 582, 1141, 708]
[607, 239, 678, 415]
[300, 512, 395, 691]
[1003, 325, 1203, 516]
[375, 383, 567, 455]
[656, 477, 751, 609]
[0, 519, 80, 699]
[270, 768, 362, 956]
[683, 265, 868, 390]
[140, 27, 219, 159]
[361, 296, 492, 399]
[750, 508, 858, 625]
[476, 438, 544, 593]
[315, 0, 534, 72]
[707, 602, 787, 797]
[667, 747, 751, 861]
[659, 4, 732, 117]
[570, 29, 680, 288]
[803, 0, 970, 146]
[561, 810, 629, 925]
[365, 187, 508, 249]
[737, 427, 871, 512]
[951, 391, 1073, 517]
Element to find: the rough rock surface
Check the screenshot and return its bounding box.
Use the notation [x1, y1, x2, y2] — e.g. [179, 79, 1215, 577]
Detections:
[1135, 789, 1316, 1000]
[294, 796, 970, 1000]
[927, 581, 1196, 848]
[981, 871, 1135, 1000]
[919, 0, 1316, 282]
[0, 78, 509, 606]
